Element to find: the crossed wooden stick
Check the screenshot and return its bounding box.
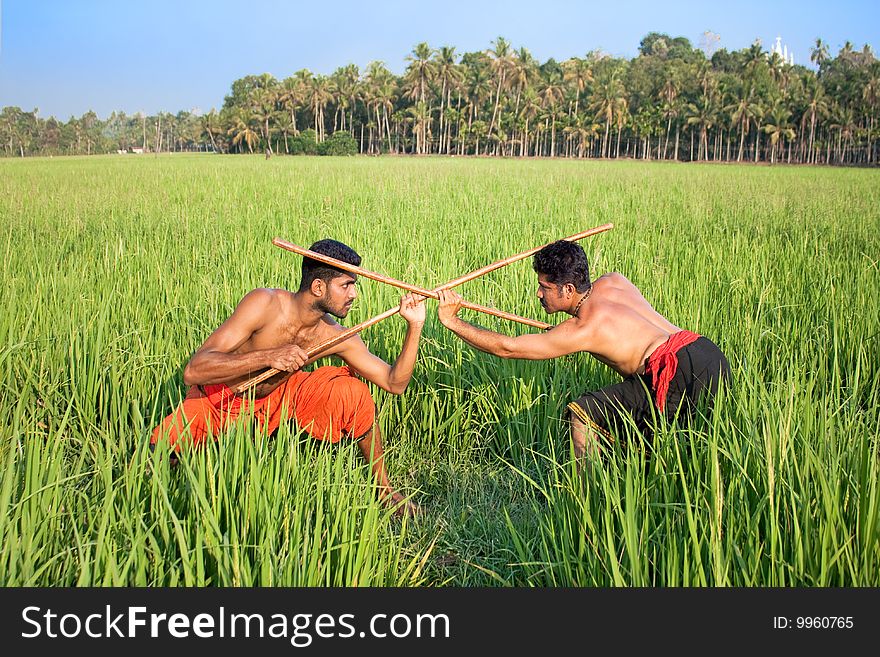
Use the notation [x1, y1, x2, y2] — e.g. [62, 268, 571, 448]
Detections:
[234, 223, 614, 393]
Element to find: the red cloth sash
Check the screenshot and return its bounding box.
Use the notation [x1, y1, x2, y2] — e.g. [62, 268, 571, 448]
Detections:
[644, 330, 701, 412]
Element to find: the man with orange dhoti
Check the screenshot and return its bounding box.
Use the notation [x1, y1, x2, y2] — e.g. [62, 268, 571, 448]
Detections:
[151, 239, 425, 516]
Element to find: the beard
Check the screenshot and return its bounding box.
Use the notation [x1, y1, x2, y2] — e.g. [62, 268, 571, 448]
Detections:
[316, 297, 352, 319]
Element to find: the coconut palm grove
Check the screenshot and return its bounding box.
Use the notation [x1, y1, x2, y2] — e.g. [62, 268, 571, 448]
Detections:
[1, 34, 878, 164]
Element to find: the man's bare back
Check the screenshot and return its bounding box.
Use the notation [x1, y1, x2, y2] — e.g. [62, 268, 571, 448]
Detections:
[436, 272, 679, 376]
[562, 273, 681, 376]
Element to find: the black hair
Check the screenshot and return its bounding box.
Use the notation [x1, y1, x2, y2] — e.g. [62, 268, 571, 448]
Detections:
[532, 240, 591, 293]
[298, 239, 361, 292]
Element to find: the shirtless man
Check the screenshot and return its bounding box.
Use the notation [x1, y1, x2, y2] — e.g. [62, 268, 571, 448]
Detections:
[151, 239, 425, 515]
[437, 240, 729, 462]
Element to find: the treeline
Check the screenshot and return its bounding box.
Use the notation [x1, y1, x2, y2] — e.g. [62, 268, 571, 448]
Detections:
[2, 33, 878, 164]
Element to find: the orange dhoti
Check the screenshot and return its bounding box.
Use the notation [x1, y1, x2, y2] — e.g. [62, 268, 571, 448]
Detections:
[150, 365, 375, 450]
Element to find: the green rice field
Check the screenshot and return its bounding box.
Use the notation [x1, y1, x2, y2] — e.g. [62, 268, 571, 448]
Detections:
[1, 154, 878, 586]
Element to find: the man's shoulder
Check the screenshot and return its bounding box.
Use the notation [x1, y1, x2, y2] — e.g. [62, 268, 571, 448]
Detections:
[241, 287, 292, 305]
[597, 272, 628, 285]
[594, 272, 641, 297]
[320, 315, 370, 355]
[320, 313, 344, 330]
[230, 289, 293, 321]
[552, 313, 594, 340]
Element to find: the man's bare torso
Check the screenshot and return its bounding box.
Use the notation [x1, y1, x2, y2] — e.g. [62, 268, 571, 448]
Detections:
[228, 289, 348, 397]
[566, 273, 681, 377]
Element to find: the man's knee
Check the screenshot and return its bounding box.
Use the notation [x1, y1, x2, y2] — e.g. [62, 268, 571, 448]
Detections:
[150, 399, 213, 450]
[567, 405, 587, 441]
[567, 404, 585, 426]
[567, 399, 614, 447]
[567, 400, 598, 432]
[332, 377, 376, 439]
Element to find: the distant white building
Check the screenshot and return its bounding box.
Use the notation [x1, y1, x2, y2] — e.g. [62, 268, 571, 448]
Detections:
[771, 36, 795, 66]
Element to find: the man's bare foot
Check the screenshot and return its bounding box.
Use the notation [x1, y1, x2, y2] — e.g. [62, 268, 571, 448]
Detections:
[385, 491, 421, 518]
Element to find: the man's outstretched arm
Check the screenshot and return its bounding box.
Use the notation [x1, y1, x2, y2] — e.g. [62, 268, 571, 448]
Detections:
[333, 293, 426, 394]
[437, 289, 578, 360]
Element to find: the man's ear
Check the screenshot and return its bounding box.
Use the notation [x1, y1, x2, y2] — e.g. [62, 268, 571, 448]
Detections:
[562, 282, 575, 298]
[310, 278, 326, 297]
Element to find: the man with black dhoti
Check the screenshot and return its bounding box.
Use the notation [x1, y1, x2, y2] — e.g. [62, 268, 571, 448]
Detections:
[436, 240, 730, 463]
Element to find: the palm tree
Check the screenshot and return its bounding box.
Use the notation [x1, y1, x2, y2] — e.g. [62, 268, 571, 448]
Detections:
[201, 109, 221, 153]
[811, 38, 830, 70]
[518, 87, 541, 156]
[251, 87, 277, 156]
[563, 57, 594, 119]
[686, 94, 717, 161]
[361, 63, 378, 152]
[762, 101, 796, 163]
[0, 106, 24, 156]
[307, 75, 333, 142]
[227, 112, 258, 153]
[828, 103, 857, 163]
[631, 106, 662, 159]
[404, 42, 435, 106]
[333, 64, 360, 135]
[590, 74, 624, 158]
[364, 62, 396, 153]
[562, 56, 593, 156]
[613, 94, 629, 158]
[658, 69, 682, 159]
[433, 46, 460, 154]
[486, 37, 513, 142]
[79, 110, 99, 155]
[744, 41, 767, 81]
[407, 102, 432, 154]
[563, 114, 599, 158]
[284, 70, 313, 137]
[463, 60, 493, 154]
[727, 84, 761, 162]
[469, 120, 487, 156]
[510, 47, 538, 120]
[533, 116, 547, 156]
[862, 72, 880, 163]
[277, 77, 302, 152]
[404, 43, 435, 153]
[131, 111, 147, 151]
[802, 76, 828, 163]
[752, 104, 767, 162]
[538, 70, 565, 157]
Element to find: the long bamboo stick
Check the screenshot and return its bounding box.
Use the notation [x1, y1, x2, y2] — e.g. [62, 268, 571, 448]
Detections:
[233, 222, 613, 393]
[435, 223, 614, 290]
[233, 307, 400, 393]
[272, 238, 549, 329]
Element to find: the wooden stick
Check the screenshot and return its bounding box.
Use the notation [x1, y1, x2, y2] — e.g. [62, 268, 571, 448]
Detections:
[271, 238, 550, 328]
[234, 222, 614, 393]
[435, 223, 614, 290]
[233, 307, 400, 393]
[234, 303, 548, 394]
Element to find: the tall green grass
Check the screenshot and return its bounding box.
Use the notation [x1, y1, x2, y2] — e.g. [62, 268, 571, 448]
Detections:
[1, 154, 878, 585]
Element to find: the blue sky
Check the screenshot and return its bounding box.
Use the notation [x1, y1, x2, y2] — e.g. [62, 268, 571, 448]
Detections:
[0, 0, 877, 119]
